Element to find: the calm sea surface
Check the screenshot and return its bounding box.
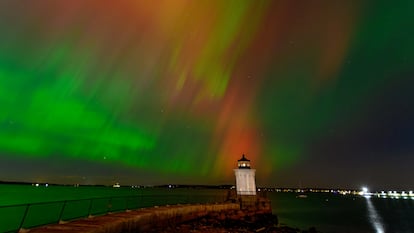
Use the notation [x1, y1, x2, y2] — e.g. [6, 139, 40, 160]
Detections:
[270, 192, 414, 233]
[0, 184, 413, 233]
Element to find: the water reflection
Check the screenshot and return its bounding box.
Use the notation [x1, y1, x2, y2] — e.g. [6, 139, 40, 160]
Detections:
[365, 196, 385, 233]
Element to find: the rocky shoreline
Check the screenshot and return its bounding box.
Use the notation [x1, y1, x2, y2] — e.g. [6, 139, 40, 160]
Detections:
[147, 209, 319, 233]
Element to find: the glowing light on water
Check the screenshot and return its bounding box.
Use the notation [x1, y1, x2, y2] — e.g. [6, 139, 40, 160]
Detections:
[360, 186, 371, 198]
[364, 195, 385, 233]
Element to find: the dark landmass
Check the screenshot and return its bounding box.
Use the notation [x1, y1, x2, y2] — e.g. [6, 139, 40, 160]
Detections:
[0, 181, 361, 193]
[0, 181, 233, 189]
[0, 180, 107, 187]
[147, 209, 319, 233]
[0, 180, 34, 185]
[154, 184, 234, 189]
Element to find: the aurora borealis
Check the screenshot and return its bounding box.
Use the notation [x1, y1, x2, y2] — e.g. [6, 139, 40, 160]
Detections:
[0, 1, 413, 189]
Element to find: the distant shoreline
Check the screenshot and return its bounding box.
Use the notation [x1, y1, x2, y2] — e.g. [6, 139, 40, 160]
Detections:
[0, 181, 233, 189]
[3, 181, 411, 194]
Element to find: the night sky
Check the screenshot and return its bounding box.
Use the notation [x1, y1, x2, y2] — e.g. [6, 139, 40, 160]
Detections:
[0, 1, 413, 190]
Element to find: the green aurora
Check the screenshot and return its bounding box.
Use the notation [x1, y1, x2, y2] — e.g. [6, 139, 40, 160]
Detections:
[0, 0, 413, 189]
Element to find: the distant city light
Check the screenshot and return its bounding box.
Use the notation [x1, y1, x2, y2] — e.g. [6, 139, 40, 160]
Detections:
[359, 187, 373, 198]
[252, 187, 414, 200]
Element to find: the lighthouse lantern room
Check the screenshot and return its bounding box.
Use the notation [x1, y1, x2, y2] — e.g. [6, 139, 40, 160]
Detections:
[234, 154, 256, 195]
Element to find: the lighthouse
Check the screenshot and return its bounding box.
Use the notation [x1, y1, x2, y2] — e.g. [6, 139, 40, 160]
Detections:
[234, 154, 256, 195]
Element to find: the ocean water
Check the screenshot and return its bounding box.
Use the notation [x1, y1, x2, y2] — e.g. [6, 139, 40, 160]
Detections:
[270, 192, 414, 233]
[0, 184, 227, 206]
[0, 184, 413, 233]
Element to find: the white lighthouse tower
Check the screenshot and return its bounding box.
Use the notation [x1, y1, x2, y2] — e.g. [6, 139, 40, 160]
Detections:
[234, 154, 256, 195]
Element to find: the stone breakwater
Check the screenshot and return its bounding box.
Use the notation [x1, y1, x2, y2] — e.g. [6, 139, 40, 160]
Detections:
[25, 198, 318, 233]
[26, 203, 240, 233]
[147, 209, 319, 233]
[26, 196, 316, 233]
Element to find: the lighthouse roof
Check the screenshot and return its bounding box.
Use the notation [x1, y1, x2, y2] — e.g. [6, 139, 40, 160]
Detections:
[238, 154, 250, 162]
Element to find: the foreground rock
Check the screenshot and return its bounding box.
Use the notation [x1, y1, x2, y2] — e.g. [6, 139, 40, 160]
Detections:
[147, 209, 319, 233]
